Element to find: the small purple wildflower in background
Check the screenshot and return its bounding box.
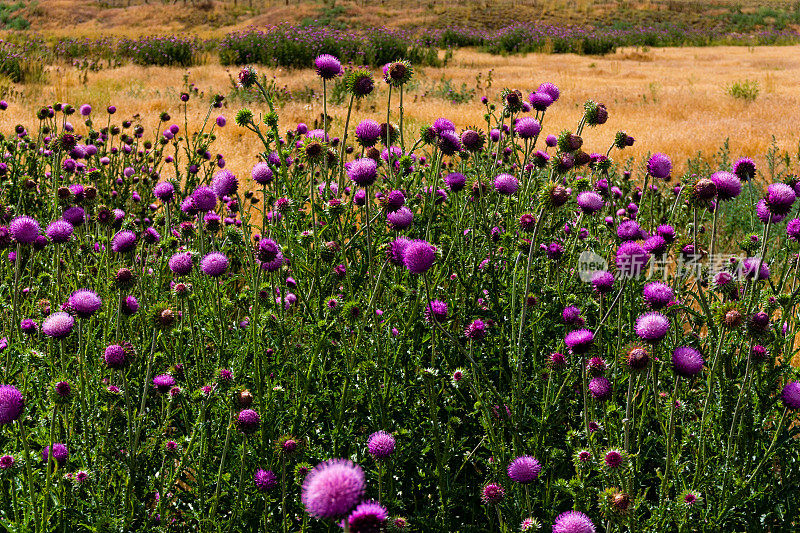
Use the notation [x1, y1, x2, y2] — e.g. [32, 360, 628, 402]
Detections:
[216, 115, 226, 127]
[42, 312, 74, 339]
[480, 482, 505, 505]
[0, 385, 24, 424]
[254, 469, 277, 492]
[201, 252, 229, 277]
[0, 455, 13, 469]
[507, 455, 541, 484]
[367, 430, 396, 460]
[672, 346, 704, 378]
[301, 459, 364, 519]
[552, 510, 595, 533]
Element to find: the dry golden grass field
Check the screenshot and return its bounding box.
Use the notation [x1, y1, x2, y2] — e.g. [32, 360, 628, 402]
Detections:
[6, 45, 799, 190]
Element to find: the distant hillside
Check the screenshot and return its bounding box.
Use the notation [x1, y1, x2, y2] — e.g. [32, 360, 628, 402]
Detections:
[9, 0, 800, 37]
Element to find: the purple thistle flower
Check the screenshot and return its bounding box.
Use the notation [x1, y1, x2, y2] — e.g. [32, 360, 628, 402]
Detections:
[212, 169, 238, 198]
[169, 252, 193, 276]
[254, 469, 277, 492]
[710, 171, 741, 201]
[201, 252, 229, 277]
[237, 409, 260, 434]
[528, 91, 553, 111]
[635, 312, 669, 342]
[565, 329, 594, 354]
[507, 455, 541, 484]
[672, 346, 704, 378]
[0, 385, 24, 424]
[432, 117, 455, 135]
[192, 186, 217, 212]
[42, 443, 69, 465]
[742, 257, 770, 280]
[425, 300, 448, 323]
[494, 173, 519, 195]
[643, 282, 674, 309]
[103, 344, 127, 369]
[647, 153, 671, 180]
[589, 376, 611, 401]
[153, 181, 175, 202]
[251, 162, 274, 185]
[787, 219, 800, 241]
[615, 241, 650, 278]
[514, 117, 541, 139]
[315, 54, 342, 80]
[111, 230, 137, 253]
[347, 158, 378, 187]
[301, 459, 365, 519]
[367, 431, 396, 460]
[552, 510, 596, 533]
[538, 82, 560, 102]
[153, 374, 175, 394]
[62, 206, 85, 226]
[69, 289, 101, 318]
[9, 216, 40, 244]
[481, 483, 505, 505]
[616, 220, 642, 241]
[733, 157, 756, 182]
[765, 183, 796, 216]
[42, 312, 74, 339]
[346, 501, 389, 533]
[590, 270, 614, 294]
[782, 381, 800, 409]
[576, 191, 604, 215]
[20, 318, 37, 334]
[355, 119, 381, 147]
[464, 319, 486, 340]
[756, 199, 785, 224]
[403, 240, 435, 274]
[46, 220, 74, 244]
[444, 172, 467, 192]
